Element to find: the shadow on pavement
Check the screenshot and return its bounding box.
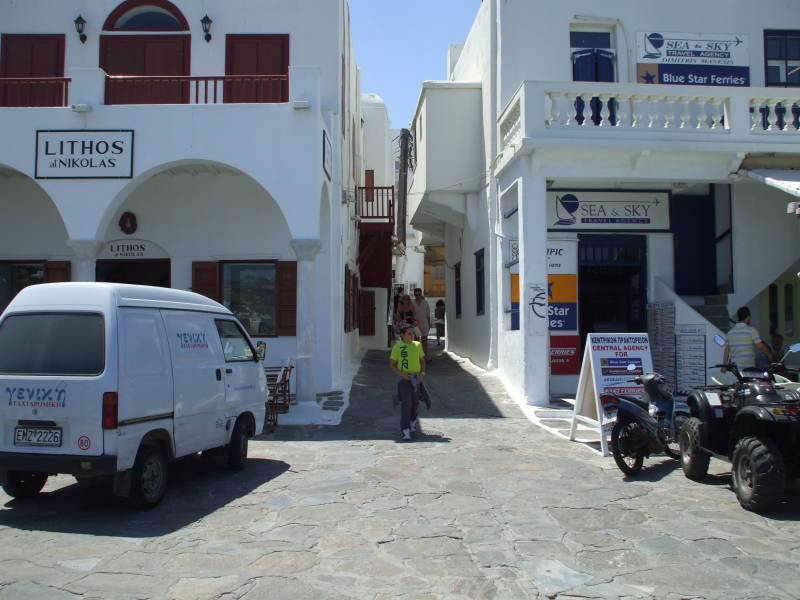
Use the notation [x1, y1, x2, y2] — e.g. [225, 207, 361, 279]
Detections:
[619, 458, 681, 482]
[0, 456, 289, 535]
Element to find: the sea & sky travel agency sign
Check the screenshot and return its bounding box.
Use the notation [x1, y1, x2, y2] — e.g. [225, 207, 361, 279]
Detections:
[636, 32, 750, 87]
[35, 130, 134, 179]
[548, 190, 670, 231]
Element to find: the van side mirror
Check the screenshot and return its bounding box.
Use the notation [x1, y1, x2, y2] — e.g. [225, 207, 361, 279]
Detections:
[256, 341, 266, 361]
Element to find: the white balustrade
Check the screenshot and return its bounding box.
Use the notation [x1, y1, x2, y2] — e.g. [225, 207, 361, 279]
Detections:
[499, 82, 798, 153]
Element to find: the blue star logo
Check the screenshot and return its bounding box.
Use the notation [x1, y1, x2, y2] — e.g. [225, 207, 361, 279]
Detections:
[642, 71, 656, 84]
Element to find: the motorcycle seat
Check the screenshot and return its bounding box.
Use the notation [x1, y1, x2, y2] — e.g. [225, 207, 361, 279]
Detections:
[620, 395, 650, 411]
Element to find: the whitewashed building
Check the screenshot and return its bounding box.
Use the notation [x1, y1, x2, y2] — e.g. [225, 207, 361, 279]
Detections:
[409, 0, 800, 405]
[0, 0, 394, 412]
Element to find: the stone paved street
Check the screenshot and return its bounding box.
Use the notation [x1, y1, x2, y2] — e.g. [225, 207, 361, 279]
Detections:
[2, 348, 800, 599]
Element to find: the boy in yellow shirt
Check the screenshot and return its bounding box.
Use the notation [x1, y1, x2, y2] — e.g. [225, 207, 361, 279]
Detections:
[389, 323, 426, 440]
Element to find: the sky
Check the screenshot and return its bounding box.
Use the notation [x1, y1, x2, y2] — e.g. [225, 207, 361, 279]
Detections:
[348, 0, 481, 130]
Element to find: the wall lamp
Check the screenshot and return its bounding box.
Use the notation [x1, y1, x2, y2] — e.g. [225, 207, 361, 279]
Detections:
[201, 15, 213, 42]
[74, 15, 87, 44]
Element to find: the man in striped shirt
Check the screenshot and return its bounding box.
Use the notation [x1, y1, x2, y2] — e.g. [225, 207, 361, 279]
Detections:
[723, 306, 774, 370]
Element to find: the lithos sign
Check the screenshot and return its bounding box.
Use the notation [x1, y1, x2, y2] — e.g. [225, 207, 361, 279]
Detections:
[36, 130, 134, 179]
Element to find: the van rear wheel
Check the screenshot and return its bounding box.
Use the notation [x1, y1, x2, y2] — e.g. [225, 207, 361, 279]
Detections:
[129, 445, 168, 509]
[2, 471, 47, 498]
[226, 418, 249, 471]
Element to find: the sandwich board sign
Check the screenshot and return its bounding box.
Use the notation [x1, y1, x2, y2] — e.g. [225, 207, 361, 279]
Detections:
[569, 333, 653, 456]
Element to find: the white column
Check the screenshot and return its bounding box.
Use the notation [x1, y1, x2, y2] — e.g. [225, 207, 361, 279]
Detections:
[291, 238, 321, 405]
[66, 240, 99, 281]
[518, 173, 550, 406]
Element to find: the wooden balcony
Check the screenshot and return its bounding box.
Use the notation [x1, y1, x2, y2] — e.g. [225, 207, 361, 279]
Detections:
[358, 186, 394, 231]
[105, 74, 289, 105]
[0, 77, 70, 107]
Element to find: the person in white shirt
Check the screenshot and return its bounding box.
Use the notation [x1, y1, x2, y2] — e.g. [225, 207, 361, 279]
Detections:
[723, 306, 773, 371]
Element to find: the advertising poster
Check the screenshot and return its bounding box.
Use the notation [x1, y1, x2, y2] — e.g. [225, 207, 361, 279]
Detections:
[636, 32, 750, 87]
[550, 335, 581, 375]
[587, 333, 653, 396]
[548, 239, 580, 376]
[570, 333, 654, 456]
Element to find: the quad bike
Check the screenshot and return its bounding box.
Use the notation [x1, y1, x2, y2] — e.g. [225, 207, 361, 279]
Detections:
[602, 369, 690, 476]
[680, 337, 800, 512]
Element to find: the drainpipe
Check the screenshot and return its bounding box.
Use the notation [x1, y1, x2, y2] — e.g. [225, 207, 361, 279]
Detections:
[396, 128, 411, 249]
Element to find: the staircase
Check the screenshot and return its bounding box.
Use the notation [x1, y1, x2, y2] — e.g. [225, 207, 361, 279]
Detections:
[692, 293, 732, 333]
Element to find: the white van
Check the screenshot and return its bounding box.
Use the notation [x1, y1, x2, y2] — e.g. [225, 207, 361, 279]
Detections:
[0, 282, 267, 508]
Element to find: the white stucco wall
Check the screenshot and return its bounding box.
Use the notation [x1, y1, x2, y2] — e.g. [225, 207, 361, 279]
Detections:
[493, 0, 800, 109]
[0, 0, 391, 405]
[729, 182, 800, 314]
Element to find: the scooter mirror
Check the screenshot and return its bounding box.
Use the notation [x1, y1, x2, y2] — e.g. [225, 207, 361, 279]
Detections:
[790, 342, 800, 354]
[713, 334, 726, 347]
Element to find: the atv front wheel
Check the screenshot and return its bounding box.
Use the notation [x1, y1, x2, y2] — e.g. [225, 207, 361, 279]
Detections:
[679, 417, 710, 480]
[611, 421, 645, 475]
[731, 436, 785, 512]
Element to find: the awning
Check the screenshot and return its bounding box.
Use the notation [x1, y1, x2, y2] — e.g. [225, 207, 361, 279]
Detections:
[739, 169, 800, 199]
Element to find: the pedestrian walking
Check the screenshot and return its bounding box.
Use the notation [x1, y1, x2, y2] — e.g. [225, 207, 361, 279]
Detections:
[389, 322, 426, 440]
[434, 299, 445, 346]
[394, 293, 415, 339]
[412, 288, 431, 358]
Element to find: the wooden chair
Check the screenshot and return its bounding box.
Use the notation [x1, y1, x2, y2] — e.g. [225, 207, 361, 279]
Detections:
[264, 360, 294, 416]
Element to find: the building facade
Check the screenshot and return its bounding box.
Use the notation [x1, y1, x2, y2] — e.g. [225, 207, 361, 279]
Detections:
[0, 0, 392, 411]
[409, 0, 800, 405]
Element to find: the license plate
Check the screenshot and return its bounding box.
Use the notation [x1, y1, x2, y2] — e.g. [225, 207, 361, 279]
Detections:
[14, 427, 63, 447]
[603, 408, 618, 425]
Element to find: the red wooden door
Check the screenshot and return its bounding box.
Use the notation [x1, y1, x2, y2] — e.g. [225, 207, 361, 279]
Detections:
[101, 35, 189, 104]
[225, 35, 289, 103]
[359, 290, 376, 336]
[0, 34, 65, 106]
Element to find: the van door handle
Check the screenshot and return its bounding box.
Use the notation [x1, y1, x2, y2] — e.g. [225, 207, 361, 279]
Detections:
[216, 368, 222, 381]
[225, 368, 233, 374]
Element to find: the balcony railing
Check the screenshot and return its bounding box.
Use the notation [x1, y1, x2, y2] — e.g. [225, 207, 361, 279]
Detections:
[499, 81, 800, 152]
[358, 186, 394, 226]
[0, 77, 70, 107]
[105, 74, 289, 105]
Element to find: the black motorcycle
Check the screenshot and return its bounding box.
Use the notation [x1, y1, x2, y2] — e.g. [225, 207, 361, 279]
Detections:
[602, 370, 691, 475]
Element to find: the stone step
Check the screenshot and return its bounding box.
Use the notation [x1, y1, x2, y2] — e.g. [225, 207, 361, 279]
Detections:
[695, 305, 729, 318]
[704, 293, 729, 306]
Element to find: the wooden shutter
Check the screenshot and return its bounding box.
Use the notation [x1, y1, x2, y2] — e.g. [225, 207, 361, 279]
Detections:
[44, 261, 71, 283]
[0, 34, 65, 106]
[359, 290, 375, 336]
[191, 261, 220, 301]
[276, 261, 297, 336]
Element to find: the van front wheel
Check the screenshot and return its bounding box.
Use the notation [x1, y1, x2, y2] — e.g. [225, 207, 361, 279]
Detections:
[129, 445, 168, 509]
[226, 418, 249, 471]
[2, 471, 47, 498]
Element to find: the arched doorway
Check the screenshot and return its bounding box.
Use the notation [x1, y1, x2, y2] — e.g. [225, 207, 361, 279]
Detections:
[95, 239, 170, 287]
[100, 0, 190, 104]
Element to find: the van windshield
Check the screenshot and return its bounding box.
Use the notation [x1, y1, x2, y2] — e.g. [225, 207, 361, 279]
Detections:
[0, 313, 105, 375]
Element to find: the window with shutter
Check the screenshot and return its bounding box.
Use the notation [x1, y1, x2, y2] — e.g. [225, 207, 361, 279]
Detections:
[44, 261, 71, 283]
[191, 260, 296, 337]
[0, 261, 46, 313]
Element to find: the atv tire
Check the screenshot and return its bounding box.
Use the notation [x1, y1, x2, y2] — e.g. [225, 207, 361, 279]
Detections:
[731, 436, 785, 513]
[679, 417, 710, 480]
